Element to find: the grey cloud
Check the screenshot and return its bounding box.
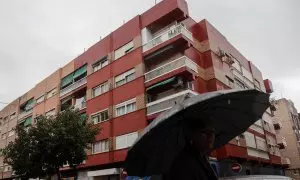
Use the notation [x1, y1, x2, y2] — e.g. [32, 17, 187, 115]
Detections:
[0, 0, 299, 110]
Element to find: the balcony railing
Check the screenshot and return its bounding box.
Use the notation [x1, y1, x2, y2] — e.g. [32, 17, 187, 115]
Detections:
[145, 56, 199, 83]
[143, 24, 194, 52]
[146, 90, 198, 116]
[60, 77, 87, 97]
[18, 109, 33, 120]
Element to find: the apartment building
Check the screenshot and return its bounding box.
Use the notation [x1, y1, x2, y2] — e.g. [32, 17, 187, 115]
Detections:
[273, 99, 300, 180]
[0, 0, 287, 179]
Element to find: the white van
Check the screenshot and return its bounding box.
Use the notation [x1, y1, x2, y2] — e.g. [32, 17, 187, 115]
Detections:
[219, 175, 292, 180]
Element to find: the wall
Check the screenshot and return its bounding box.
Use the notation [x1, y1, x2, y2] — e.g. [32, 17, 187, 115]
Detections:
[275, 99, 300, 169]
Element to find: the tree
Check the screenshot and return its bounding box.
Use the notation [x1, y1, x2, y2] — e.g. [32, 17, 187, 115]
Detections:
[3, 109, 100, 180]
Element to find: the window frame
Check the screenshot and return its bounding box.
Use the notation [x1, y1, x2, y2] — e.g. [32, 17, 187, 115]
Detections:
[92, 56, 109, 72]
[91, 109, 109, 124]
[45, 108, 56, 117]
[36, 95, 45, 104]
[115, 98, 136, 117]
[92, 81, 109, 98]
[46, 88, 57, 99]
[114, 41, 134, 60]
[10, 112, 16, 120]
[115, 69, 136, 87]
[115, 132, 138, 150]
[92, 139, 110, 154]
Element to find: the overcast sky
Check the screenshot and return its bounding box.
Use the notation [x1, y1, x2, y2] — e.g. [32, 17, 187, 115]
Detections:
[0, 0, 299, 110]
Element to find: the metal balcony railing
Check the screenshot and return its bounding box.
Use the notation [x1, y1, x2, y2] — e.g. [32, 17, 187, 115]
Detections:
[60, 77, 87, 97]
[143, 24, 194, 52]
[18, 109, 33, 120]
[146, 90, 198, 116]
[144, 56, 199, 83]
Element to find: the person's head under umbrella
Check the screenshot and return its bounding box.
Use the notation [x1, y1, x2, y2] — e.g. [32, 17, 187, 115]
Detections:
[166, 117, 218, 180]
[184, 117, 216, 153]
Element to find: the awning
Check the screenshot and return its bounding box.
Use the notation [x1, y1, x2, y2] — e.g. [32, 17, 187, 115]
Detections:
[73, 64, 87, 79]
[87, 168, 120, 177]
[146, 77, 176, 91]
[61, 73, 73, 89]
[23, 116, 33, 126]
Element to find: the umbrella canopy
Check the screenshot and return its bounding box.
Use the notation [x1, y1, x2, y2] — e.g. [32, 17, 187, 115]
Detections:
[125, 89, 270, 177]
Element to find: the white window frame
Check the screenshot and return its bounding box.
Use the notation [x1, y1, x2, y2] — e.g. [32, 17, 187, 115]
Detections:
[36, 95, 45, 104]
[92, 81, 109, 97]
[115, 69, 135, 87]
[92, 139, 110, 154]
[10, 112, 16, 120]
[46, 88, 57, 99]
[115, 98, 136, 117]
[114, 41, 134, 60]
[92, 57, 109, 72]
[8, 130, 15, 137]
[45, 108, 56, 117]
[91, 109, 109, 124]
[116, 132, 138, 150]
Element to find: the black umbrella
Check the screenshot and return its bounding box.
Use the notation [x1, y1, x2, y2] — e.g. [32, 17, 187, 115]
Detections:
[125, 89, 270, 177]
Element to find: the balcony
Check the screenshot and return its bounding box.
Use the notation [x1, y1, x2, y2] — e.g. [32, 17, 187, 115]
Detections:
[145, 56, 198, 83]
[18, 109, 33, 120]
[146, 89, 197, 116]
[143, 24, 193, 52]
[60, 77, 87, 97]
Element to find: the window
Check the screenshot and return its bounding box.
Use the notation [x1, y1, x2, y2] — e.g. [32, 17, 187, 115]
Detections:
[4, 166, 11, 172]
[92, 81, 109, 97]
[1, 133, 7, 140]
[115, 69, 135, 87]
[45, 109, 56, 117]
[93, 57, 108, 72]
[114, 41, 134, 60]
[115, 99, 136, 117]
[116, 132, 138, 150]
[234, 79, 245, 89]
[231, 58, 241, 72]
[8, 130, 15, 137]
[93, 139, 109, 154]
[92, 109, 109, 124]
[36, 95, 45, 104]
[3, 116, 8, 124]
[254, 79, 261, 89]
[225, 76, 234, 87]
[10, 112, 16, 120]
[46, 88, 57, 99]
[241, 66, 253, 82]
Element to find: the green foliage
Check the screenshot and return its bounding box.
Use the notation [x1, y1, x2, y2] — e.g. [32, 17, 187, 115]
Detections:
[3, 109, 100, 179]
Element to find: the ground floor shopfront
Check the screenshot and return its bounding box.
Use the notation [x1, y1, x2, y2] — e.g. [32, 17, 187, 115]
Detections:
[60, 159, 285, 180]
